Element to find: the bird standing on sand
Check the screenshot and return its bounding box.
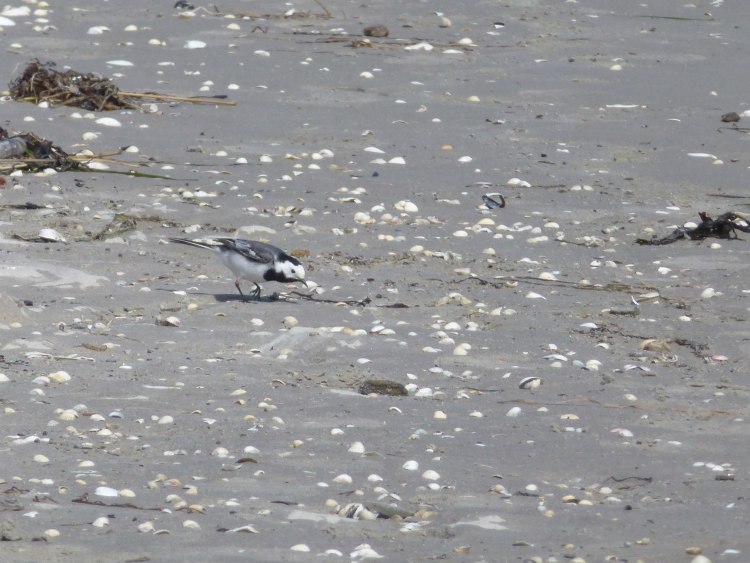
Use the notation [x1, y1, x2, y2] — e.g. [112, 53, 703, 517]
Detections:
[169, 237, 307, 299]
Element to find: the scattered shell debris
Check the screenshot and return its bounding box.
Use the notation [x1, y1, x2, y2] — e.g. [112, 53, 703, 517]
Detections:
[0, 1, 744, 560]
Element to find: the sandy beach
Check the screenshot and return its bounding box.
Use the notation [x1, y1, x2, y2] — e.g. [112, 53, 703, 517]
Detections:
[0, 1, 749, 561]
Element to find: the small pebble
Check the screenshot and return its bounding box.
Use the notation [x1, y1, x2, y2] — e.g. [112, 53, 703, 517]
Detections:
[363, 24, 388, 37]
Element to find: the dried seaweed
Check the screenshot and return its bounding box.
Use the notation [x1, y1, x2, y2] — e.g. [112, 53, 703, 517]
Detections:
[635, 211, 750, 245]
[0, 127, 80, 172]
[8, 59, 235, 110]
[0, 128, 175, 178]
[9, 60, 138, 111]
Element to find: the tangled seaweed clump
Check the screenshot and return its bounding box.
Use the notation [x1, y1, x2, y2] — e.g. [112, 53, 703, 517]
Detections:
[8, 59, 139, 111]
[636, 211, 750, 245]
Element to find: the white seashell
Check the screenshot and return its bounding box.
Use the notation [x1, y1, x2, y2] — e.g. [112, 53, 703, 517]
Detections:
[388, 156, 406, 165]
[92, 517, 110, 528]
[506, 406, 522, 417]
[184, 40, 206, 49]
[158, 415, 174, 425]
[2, 7, 30, 17]
[395, 200, 418, 213]
[458, 155, 473, 163]
[544, 353, 568, 361]
[87, 26, 109, 35]
[700, 287, 716, 299]
[44, 529, 60, 538]
[106, 60, 134, 67]
[402, 460, 419, 471]
[611, 428, 634, 438]
[95, 117, 121, 127]
[226, 524, 259, 533]
[183, 520, 201, 530]
[404, 42, 434, 51]
[422, 470, 440, 480]
[95, 486, 119, 497]
[290, 544, 311, 552]
[332, 474, 353, 484]
[525, 291, 546, 300]
[38, 228, 66, 243]
[348, 442, 365, 454]
[59, 409, 78, 421]
[506, 177, 531, 188]
[137, 521, 155, 533]
[452, 343, 471, 356]
[48, 371, 71, 383]
[85, 162, 110, 170]
[350, 544, 383, 558]
[34, 454, 50, 463]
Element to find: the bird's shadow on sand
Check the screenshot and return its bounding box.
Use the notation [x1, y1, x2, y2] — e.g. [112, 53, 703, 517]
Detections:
[155, 288, 288, 303]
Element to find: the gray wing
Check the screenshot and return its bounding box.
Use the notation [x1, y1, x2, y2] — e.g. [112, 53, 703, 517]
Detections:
[215, 238, 276, 264]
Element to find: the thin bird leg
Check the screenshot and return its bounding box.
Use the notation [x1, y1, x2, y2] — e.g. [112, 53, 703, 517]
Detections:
[250, 283, 262, 298]
[234, 278, 245, 299]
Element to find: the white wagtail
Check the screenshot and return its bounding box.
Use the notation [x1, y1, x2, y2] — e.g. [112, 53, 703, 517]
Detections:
[169, 237, 308, 299]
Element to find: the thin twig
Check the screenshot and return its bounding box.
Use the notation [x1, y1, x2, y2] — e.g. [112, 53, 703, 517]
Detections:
[121, 91, 236, 106]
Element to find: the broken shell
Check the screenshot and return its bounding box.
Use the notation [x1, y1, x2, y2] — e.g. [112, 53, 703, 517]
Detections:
[337, 503, 377, 520]
[519, 377, 542, 389]
[137, 521, 155, 533]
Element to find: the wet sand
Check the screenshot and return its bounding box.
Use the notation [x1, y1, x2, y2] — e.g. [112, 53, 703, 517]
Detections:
[0, 1, 749, 561]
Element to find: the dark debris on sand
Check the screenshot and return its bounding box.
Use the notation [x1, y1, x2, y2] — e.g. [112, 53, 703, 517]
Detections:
[636, 211, 750, 245]
[9, 59, 139, 111]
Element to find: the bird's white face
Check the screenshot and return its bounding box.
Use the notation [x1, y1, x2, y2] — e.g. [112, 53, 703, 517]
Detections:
[279, 260, 306, 284]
